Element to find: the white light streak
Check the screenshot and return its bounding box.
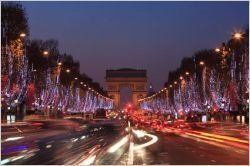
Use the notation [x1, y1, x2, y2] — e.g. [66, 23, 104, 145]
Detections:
[80, 155, 96, 165]
[133, 130, 146, 138]
[107, 135, 129, 153]
[5, 137, 24, 142]
[128, 142, 134, 165]
[11, 155, 25, 161]
[133, 130, 158, 150]
[1, 159, 10, 165]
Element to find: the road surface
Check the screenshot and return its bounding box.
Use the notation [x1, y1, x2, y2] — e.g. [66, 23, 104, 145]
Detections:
[1, 119, 249, 165]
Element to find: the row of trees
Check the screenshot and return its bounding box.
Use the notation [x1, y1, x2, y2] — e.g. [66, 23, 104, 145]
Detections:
[1, 2, 113, 117]
[139, 28, 249, 118]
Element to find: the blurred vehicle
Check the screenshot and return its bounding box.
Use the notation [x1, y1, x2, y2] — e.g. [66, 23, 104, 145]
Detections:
[173, 119, 190, 129]
[163, 120, 174, 127]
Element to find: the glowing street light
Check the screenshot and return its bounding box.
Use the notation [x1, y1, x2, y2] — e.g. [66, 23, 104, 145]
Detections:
[128, 104, 132, 108]
[185, 72, 189, 75]
[233, 32, 243, 40]
[14, 99, 18, 104]
[58, 62, 62, 66]
[80, 82, 83, 85]
[174, 81, 177, 85]
[43, 51, 49, 56]
[169, 84, 173, 88]
[74, 77, 78, 80]
[66, 69, 70, 73]
[179, 76, 183, 80]
[215, 48, 220, 53]
[199, 61, 205, 66]
[20, 33, 26, 38]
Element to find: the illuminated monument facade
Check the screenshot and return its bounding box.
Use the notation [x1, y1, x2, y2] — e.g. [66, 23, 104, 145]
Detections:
[106, 68, 147, 108]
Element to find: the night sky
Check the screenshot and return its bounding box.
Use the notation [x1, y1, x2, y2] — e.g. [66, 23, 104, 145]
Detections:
[22, 1, 248, 91]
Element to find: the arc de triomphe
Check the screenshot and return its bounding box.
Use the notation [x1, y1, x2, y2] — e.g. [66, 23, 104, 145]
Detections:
[106, 68, 147, 108]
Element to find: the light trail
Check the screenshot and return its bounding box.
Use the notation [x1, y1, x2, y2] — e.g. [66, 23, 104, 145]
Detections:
[184, 132, 224, 143]
[128, 142, 134, 165]
[80, 155, 96, 165]
[4, 137, 24, 142]
[132, 130, 158, 150]
[191, 131, 249, 144]
[164, 127, 248, 145]
[163, 127, 249, 150]
[132, 130, 146, 138]
[107, 135, 129, 153]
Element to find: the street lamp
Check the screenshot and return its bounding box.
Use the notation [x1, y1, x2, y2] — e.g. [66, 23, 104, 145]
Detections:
[215, 48, 220, 53]
[74, 77, 78, 80]
[169, 84, 173, 88]
[199, 61, 205, 66]
[66, 69, 70, 73]
[14, 99, 19, 118]
[20, 33, 26, 38]
[43, 51, 49, 56]
[179, 76, 183, 80]
[233, 32, 243, 40]
[80, 82, 83, 85]
[174, 81, 177, 85]
[58, 62, 62, 66]
[185, 72, 189, 76]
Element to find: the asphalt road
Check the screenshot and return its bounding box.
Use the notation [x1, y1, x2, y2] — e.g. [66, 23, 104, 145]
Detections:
[131, 131, 248, 165]
[1, 119, 249, 165]
[1, 119, 126, 165]
[95, 126, 249, 165]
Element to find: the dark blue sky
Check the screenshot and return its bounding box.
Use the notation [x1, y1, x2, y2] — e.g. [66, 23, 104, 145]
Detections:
[22, 1, 248, 90]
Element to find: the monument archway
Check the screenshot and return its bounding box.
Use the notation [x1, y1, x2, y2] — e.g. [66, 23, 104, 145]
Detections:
[106, 68, 147, 108]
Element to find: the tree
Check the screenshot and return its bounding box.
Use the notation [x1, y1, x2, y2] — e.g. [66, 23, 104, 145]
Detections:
[1, 2, 29, 43]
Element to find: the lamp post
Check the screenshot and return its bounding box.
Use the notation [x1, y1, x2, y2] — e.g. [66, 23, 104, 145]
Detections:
[14, 99, 19, 120]
[199, 61, 209, 121]
[199, 61, 206, 103]
[19, 33, 28, 121]
[184, 72, 190, 113]
[232, 32, 245, 123]
[179, 76, 184, 113]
